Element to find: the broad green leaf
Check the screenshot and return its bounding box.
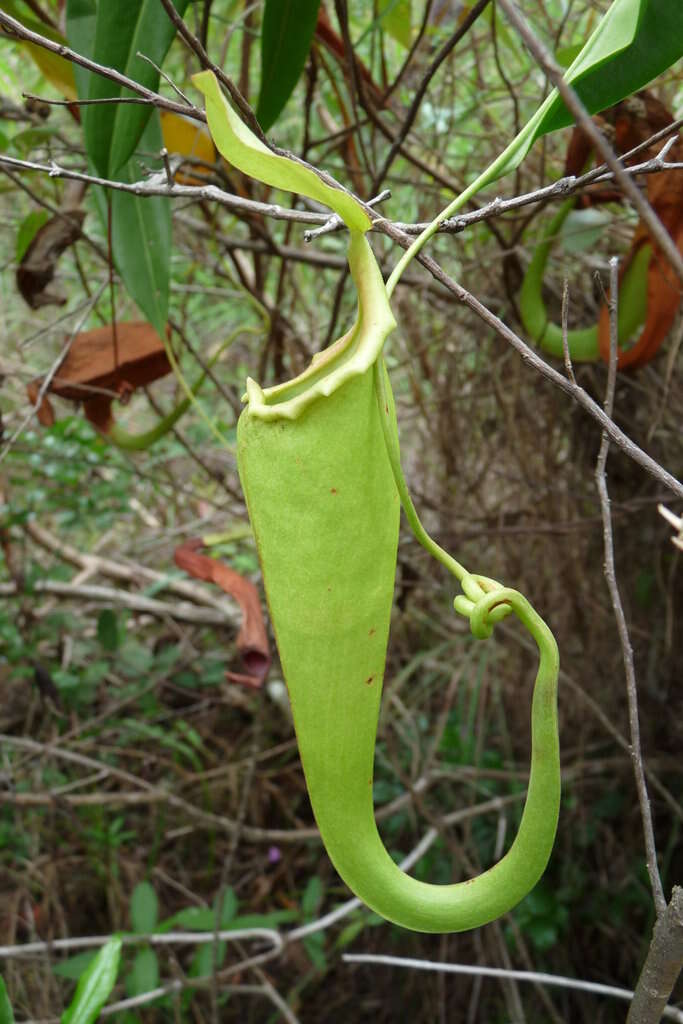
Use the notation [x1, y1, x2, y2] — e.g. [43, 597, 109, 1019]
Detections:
[0, 976, 14, 1024]
[66, 0, 171, 335]
[193, 70, 370, 232]
[61, 936, 121, 1024]
[125, 948, 159, 996]
[109, 113, 171, 337]
[130, 881, 158, 933]
[256, 0, 321, 131]
[65, 0, 97, 100]
[379, 0, 412, 48]
[16, 210, 49, 262]
[158, 889, 238, 931]
[74, 0, 190, 177]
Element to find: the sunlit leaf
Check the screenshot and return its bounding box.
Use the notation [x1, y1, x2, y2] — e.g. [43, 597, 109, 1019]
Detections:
[60, 936, 121, 1024]
[160, 110, 215, 178]
[379, 0, 412, 48]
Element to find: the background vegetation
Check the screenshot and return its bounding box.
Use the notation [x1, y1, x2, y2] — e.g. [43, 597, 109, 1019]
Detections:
[0, 1, 681, 1021]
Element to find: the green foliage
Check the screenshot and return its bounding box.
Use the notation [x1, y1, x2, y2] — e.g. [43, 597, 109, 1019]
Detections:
[15, 209, 49, 262]
[65, 0, 174, 335]
[125, 947, 159, 998]
[256, 0, 321, 131]
[68, 0, 190, 176]
[378, 0, 413, 49]
[1, 2, 681, 1017]
[130, 881, 159, 933]
[53, 953, 98, 982]
[0, 976, 14, 1024]
[96, 609, 120, 651]
[60, 935, 121, 1024]
[512, 881, 570, 952]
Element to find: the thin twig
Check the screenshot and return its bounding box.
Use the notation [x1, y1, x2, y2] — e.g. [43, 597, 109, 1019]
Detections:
[560, 277, 576, 385]
[0, 11, 201, 120]
[340, 955, 683, 1022]
[627, 887, 683, 1024]
[155, 0, 263, 138]
[0, 281, 107, 464]
[303, 188, 392, 241]
[370, 0, 492, 193]
[1, 149, 680, 235]
[594, 258, 666, 916]
[0, 928, 282, 959]
[378, 223, 683, 500]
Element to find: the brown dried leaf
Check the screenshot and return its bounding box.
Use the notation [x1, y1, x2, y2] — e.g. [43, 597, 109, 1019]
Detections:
[26, 321, 171, 433]
[174, 538, 271, 689]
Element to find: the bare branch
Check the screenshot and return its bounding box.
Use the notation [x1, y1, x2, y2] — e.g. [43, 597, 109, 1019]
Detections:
[628, 887, 683, 1024]
[594, 258, 666, 916]
[0, 10, 202, 120]
[340, 955, 683, 1022]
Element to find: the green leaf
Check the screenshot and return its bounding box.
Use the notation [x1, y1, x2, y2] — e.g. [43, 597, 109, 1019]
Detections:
[130, 881, 158, 933]
[125, 948, 159, 997]
[379, 0, 412, 48]
[61, 936, 121, 1024]
[65, 0, 97, 100]
[256, 0, 321, 131]
[15, 210, 49, 262]
[66, 0, 171, 335]
[70, 0, 190, 177]
[486, 0, 683, 188]
[334, 916, 367, 949]
[190, 940, 224, 978]
[0, 975, 14, 1024]
[303, 931, 326, 971]
[301, 875, 323, 918]
[109, 114, 171, 336]
[96, 609, 119, 651]
[52, 952, 97, 982]
[159, 889, 238, 931]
